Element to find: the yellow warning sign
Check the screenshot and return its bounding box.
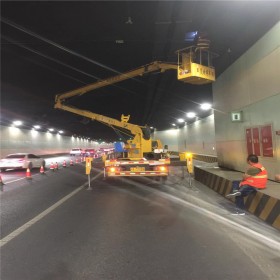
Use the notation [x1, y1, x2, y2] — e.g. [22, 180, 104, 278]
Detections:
[185, 152, 193, 174]
[102, 154, 107, 163]
[85, 157, 93, 175]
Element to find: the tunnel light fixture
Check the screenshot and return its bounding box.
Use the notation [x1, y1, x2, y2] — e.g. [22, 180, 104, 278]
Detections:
[186, 112, 196, 118]
[48, 128, 54, 132]
[177, 118, 185, 123]
[13, 120, 23, 126]
[200, 103, 212, 110]
[33, 125, 41, 130]
[58, 130, 64, 134]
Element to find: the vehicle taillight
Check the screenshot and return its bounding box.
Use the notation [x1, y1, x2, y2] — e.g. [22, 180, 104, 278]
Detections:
[108, 167, 120, 173]
[154, 166, 167, 172]
[159, 166, 167, 171]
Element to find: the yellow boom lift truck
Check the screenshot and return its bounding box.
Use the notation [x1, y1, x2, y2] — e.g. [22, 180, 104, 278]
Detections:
[54, 46, 216, 179]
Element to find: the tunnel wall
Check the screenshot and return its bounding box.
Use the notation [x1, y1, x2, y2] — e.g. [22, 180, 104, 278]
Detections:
[177, 114, 216, 156]
[152, 128, 179, 152]
[213, 21, 280, 178]
[153, 115, 216, 156]
[0, 125, 104, 158]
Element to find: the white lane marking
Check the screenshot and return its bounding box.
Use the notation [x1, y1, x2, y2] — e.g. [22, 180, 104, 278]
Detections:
[2, 177, 25, 184]
[0, 172, 102, 248]
[2, 161, 86, 185]
[113, 176, 280, 251]
[2, 168, 61, 185]
[148, 188, 280, 251]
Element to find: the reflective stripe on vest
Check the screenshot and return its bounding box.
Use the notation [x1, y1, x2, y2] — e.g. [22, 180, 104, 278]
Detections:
[251, 175, 267, 178]
[240, 163, 267, 189]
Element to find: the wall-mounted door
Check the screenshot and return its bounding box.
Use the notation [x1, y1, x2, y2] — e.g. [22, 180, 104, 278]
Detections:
[261, 125, 273, 157]
[252, 127, 261, 156]
[246, 128, 253, 155]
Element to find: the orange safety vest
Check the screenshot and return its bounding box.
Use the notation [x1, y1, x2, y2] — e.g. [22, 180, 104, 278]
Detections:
[240, 163, 267, 189]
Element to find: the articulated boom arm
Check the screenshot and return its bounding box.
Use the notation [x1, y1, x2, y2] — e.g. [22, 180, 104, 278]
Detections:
[54, 50, 216, 157]
[55, 102, 144, 136]
[55, 101, 152, 157]
[55, 61, 177, 104]
[55, 48, 216, 106]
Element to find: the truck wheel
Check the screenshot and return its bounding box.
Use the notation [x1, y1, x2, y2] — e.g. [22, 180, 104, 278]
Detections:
[160, 177, 167, 183]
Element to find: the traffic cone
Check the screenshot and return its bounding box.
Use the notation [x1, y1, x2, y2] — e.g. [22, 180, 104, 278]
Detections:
[63, 160, 67, 168]
[70, 159, 74, 166]
[76, 158, 79, 163]
[26, 168, 32, 179]
[50, 162, 54, 171]
[40, 165, 45, 174]
[55, 162, 59, 171]
[0, 175, 4, 191]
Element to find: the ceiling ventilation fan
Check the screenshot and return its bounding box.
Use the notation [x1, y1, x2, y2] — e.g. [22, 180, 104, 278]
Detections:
[125, 16, 133, 24]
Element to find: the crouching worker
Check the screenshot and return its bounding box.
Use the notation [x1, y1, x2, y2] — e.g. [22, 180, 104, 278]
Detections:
[226, 154, 268, 215]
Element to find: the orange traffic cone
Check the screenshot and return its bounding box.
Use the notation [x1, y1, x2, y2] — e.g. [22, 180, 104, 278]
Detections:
[26, 168, 32, 179]
[76, 158, 79, 163]
[0, 175, 4, 185]
[63, 160, 67, 167]
[70, 159, 74, 166]
[40, 165, 45, 174]
[0, 175, 4, 191]
[50, 162, 54, 171]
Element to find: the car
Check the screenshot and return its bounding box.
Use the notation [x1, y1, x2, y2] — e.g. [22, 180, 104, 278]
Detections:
[83, 148, 96, 157]
[0, 153, 46, 172]
[70, 148, 84, 156]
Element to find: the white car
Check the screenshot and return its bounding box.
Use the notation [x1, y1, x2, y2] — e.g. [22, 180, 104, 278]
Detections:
[70, 148, 84, 156]
[84, 148, 96, 157]
[0, 153, 45, 172]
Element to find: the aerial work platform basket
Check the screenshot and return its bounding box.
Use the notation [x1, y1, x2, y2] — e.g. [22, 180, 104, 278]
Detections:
[176, 46, 217, 85]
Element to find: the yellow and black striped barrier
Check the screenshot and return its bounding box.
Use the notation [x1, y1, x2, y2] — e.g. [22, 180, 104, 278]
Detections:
[194, 166, 280, 230]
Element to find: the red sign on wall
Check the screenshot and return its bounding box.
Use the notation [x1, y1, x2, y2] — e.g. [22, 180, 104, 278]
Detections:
[261, 125, 273, 157]
[252, 127, 260, 156]
[246, 128, 253, 155]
